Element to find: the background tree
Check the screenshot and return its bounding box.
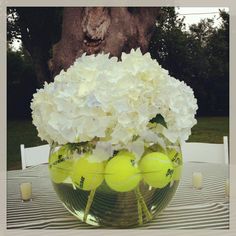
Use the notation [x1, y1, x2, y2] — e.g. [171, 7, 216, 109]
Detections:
[7, 7, 161, 80]
[7, 7, 63, 86]
[189, 18, 215, 46]
[7, 7, 161, 118]
[205, 10, 229, 115]
[149, 7, 229, 116]
[7, 46, 37, 119]
[7, 7, 229, 117]
[51, 7, 161, 76]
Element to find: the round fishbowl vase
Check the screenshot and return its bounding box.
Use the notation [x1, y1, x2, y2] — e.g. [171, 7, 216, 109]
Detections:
[48, 139, 183, 228]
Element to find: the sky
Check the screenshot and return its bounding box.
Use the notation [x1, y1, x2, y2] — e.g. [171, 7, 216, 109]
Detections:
[11, 7, 229, 51]
[175, 7, 229, 29]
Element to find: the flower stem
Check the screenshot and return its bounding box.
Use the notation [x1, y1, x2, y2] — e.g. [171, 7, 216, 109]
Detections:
[134, 188, 143, 225]
[135, 186, 152, 221]
[83, 189, 96, 222]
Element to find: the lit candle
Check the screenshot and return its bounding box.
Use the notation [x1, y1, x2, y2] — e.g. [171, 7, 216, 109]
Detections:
[225, 178, 229, 197]
[192, 172, 203, 189]
[20, 182, 32, 201]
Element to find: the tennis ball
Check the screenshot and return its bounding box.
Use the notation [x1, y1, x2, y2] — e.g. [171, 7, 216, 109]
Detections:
[105, 153, 141, 192]
[71, 154, 105, 191]
[49, 146, 74, 184]
[139, 152, 174, 188]
[117, 150, 135, 158]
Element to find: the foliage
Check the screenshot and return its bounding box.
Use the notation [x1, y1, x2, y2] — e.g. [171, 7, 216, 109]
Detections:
[7, 7, 62, 50]
[149, 7, 229, 116]
[7, 7, 229, 118]
[7, 47, 37, 119]
[7, 7, 63, 84]
[205, 11, 229, 116]
[7, 7, 63, 118]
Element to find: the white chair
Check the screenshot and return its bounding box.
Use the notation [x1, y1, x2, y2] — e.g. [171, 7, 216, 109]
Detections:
[181, 136, 229, 164]
[20, 144, 50, 169]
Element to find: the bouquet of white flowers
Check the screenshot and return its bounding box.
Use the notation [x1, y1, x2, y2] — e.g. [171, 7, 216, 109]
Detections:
[31, 48, 197, 161]
[31, 48, 198, 227]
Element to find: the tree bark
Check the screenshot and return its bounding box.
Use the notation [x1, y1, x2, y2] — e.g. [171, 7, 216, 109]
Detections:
[51, 7, 161, 76]
[30, 47, 52, 86]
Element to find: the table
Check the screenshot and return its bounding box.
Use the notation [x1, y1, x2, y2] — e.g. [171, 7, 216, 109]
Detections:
[7, 162, 229, 229]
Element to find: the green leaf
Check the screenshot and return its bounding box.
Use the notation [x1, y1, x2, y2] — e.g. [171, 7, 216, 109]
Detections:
[150, 114, 167, 128]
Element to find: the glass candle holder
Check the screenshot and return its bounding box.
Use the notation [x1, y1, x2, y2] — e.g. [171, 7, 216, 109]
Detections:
[20, 182, 32, 202]
[192, 172, 203, 189]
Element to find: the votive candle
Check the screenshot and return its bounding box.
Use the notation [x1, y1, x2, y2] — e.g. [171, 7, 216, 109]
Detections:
[192, 172, 203, 189]
[20, 182, 32, 201]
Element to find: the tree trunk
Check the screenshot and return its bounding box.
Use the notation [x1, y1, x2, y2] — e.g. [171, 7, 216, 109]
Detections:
[51, 7, 160, 76]
[31, 47, 52, 86]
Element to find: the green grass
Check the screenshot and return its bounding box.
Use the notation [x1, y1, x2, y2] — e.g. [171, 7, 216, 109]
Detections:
[7, 120, 46, 170]
[7, 117, 229, 170]
[188, 117, 229, 143]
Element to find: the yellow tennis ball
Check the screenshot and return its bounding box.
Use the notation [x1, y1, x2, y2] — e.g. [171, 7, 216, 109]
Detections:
[117, 150, 135, 158]
[139, 152, 174, 188]
[71, 154, 105, 191]
[105, 153, 141, 192]
[49, 146, 74, 184]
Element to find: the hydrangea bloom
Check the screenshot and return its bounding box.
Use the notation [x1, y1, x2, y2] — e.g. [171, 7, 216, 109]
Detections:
[31, 48, 198, 161]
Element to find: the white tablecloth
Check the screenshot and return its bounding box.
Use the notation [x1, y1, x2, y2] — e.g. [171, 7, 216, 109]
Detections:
[7, 162, 229, 229]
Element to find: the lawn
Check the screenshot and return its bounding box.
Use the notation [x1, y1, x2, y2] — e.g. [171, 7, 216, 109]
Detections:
[7, 117, 229, 170]
[7, 120, 46, 170]
[188, 117, 229, 143]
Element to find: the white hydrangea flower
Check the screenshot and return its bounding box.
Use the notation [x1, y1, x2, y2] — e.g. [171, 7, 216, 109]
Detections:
[88, 141, 113, 163]
[127, 139, 145, 162]
[31, 48, 198, 161]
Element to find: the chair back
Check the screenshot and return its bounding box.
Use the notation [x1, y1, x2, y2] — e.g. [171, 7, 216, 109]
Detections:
[20, 144, 50, 169]
[181, 136, 229, 164]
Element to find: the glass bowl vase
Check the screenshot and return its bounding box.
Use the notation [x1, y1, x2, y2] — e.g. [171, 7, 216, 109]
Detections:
[48, 139, 182, 228]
